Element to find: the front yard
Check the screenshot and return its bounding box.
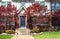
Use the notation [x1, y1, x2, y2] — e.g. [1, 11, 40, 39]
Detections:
[33, 32, 60, 39]
[0, 35, 12, 39]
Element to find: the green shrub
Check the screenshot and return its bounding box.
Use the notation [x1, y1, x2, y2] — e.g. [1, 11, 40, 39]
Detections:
[5, 30, 15, 34]
[42, 27, 47, 31]
[30, 27, 40, 33]
[0, 30, 5, 34]
[0, 30, 2, 34]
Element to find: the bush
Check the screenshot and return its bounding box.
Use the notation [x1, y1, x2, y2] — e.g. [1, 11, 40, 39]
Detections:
[30, 27, 40, 33]
[0, 30, 5, 34]
[5, 30, 15, 34]
[42, 27, 47, 31]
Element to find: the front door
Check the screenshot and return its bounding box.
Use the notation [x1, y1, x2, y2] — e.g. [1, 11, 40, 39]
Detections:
[20, 16, 26, 28]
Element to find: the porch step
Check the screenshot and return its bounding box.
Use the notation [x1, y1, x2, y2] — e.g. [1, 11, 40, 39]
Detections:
[15, 28, 30, 35]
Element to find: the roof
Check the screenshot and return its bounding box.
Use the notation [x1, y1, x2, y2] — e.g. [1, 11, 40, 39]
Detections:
[18, 6, 26, 16]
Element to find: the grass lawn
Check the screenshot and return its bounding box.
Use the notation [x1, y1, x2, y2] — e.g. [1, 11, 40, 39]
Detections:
[0, 35, 12, 39]
[33, 32, 60, 39]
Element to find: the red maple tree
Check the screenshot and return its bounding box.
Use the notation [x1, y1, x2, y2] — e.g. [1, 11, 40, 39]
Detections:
[0, 4, 19, 30]
[24, 3, 50, 29]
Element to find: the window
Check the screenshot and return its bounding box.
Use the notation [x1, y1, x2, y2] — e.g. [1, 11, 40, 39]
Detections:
[55, 3, 60, 10]
[40, 1, 45, 6]
[51, 2, 60, 10]
[1, 2, 6, 7]
[9, 21, 15, 25]
[51, 3, 55, 10]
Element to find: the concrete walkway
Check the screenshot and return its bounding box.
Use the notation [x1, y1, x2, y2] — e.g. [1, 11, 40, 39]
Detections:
[11, 35, 34, 39]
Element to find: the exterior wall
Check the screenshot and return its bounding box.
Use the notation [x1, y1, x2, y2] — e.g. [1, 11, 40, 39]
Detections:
[45, 1, 51, 10]
[0, 2, 1, 6]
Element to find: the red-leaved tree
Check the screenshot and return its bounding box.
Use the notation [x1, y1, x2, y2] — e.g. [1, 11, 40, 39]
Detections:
[0, 4, 19, 30]
[24, 3, 50, 29]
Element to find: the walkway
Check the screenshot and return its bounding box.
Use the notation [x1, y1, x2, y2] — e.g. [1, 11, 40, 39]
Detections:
[11, 35, 34, 39]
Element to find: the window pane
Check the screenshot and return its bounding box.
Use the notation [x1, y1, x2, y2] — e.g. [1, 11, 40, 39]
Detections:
[40, 1, 45, 6]
[55, 3, 60, 10]
[1, 2, 6, 7]
[51, 3, 55, 10]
